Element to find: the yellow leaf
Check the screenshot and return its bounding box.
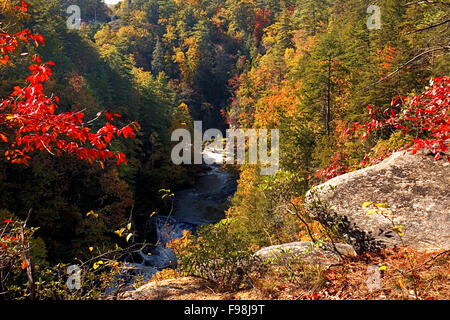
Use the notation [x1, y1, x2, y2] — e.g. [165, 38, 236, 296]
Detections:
[366, 209, 378, 216]
[362, 201, 374, 209]
[93, 261, 104, 270]
[150, 211, 156, 217]
[126, 233, 133, 242]
[114, 228, 125, 237]
[379, 266, 387, 271]
[375, 203, 389, 208]
[86, 210, 98, 218]
[127, 223, 132, 230]
[89, 247, 93, 252]
[392, 226, 405, 236]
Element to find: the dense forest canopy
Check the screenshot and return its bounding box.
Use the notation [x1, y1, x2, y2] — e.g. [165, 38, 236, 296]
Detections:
[0, 0, 448, 299]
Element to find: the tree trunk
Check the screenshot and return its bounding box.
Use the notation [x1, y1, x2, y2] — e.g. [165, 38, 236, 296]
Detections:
[325, 57, 332, 135]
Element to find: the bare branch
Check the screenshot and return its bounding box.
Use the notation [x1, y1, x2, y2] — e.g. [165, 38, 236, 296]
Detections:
[365, 45, 450, 89]
[404, 0, 450, 6]
[408, 18, 450, 34]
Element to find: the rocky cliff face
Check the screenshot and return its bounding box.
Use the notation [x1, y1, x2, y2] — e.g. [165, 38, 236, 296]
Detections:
[308, 150, 450, 250]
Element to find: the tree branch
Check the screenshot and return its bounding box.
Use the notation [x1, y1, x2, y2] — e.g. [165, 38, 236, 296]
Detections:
[20, 209, 35, 300]
[408, 18, 450, 34]
[365, 45, 450, 89]
[404, 1, 450, 6]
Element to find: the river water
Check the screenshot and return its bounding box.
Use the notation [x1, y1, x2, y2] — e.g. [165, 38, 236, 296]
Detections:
[128, 146, 237, 280]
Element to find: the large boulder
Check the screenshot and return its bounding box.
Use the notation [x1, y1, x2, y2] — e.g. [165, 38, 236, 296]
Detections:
[307, 151, 450, 250]
[255, 241, 356, 266]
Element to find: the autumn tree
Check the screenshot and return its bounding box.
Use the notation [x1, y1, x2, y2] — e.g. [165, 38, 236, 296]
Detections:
[0, 2, 140, 165]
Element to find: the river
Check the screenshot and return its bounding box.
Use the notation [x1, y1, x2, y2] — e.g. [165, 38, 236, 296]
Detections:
[128, 145, 237, 280]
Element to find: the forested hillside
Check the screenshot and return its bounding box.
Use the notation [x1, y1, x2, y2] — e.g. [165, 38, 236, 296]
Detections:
[0, 0, 448, 300]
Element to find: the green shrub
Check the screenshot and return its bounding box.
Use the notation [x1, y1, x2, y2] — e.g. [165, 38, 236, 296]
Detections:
[171, 218, 265, 292]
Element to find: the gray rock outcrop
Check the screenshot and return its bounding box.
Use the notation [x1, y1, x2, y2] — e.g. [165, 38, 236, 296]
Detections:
[307, 150, 450, 250]
[255, 241, 356, 266]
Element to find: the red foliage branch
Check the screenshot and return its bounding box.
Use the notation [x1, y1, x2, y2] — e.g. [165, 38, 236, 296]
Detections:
[314, 151, 349, 181]
[348, 76, 449, 162]
[317, 76, 449, 182]
[0, 1, 139, 166]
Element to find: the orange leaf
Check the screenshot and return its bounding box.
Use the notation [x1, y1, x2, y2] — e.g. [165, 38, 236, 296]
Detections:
[21, 260, 28, 270]
[397, 279, 406, 289]
[0, 55, 9, 65]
